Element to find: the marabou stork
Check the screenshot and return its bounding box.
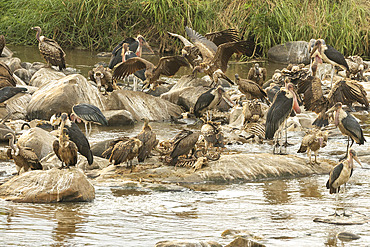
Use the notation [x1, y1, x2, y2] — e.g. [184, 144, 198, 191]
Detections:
[31, 26, 66, 71]
[5, 133, 42, 174]
[193, 86, 234, 120]
[121, 42, 146, 91]
[169, 130, 200, 166]
[0, 62, 17, 88]
[265, 83, 301, 154]
[265, 83, 281, 102]
[70, 103, 108, 137]
[326, 102, 365, 159]
[88, 65, 115, 94]
[185, 26, 251, 87]
[102, 137, 143, 168]
[0, 87, 27, 103]
[0, 35, 5, 56]
[113, 55, 189, 89]
[234, 74, 269, 104]
[247, 63, 267, 87]
[310, 39, 349, 88]
[51, 113, 94, 165]
[136, 118, 158, 162]
[297, 129, 328, 164]
[168, 28, 240, 69]
[326, 149, 362, 216]
[53, 127, 78, 169]
[108, 35, 154, 69]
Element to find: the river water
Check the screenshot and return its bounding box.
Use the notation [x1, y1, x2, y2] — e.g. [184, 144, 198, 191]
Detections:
[1, 46, 370, 246]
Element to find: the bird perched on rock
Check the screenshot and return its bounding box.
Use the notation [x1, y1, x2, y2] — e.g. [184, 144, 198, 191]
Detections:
[235, 74, 269, 104]
[297, 129, 328, 164]
[31, 26, 66, 70]
[102, 137, 143, 168]
[5, 133, 42, 174]
[247, 63, 267, 86]
[70, 103, 108, 137]
[88, 65, 115, 94]
[169, 130, 200, 166]
[53, 128, 78, 169]
[326, 148, 362, 216]
[201, 121, 224, 152]
[136, 118, 158, 162]
[0, 62, 17, 89]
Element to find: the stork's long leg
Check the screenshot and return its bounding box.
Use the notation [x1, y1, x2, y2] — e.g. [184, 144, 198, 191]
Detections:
[84, 122, 89, 137]
[340, 136, 351, 161]
[88, 122, 92, 136]
[280, 119, 288, 155]
[330, 65, 335, 89]
[133, 76, 138, 91]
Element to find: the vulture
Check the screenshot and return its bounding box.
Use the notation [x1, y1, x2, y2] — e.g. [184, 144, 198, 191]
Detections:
[0, 62, 17, 88]
[169, 130, 200, 166]
[53, 127, 78, 168]
[88, 65, 115, 94]
[71, 103, 108, 136]
[234, 74, 269, 104]
[247, 63, 267, 87]
[185, 26, 251, 86]
[102, 137, 142, 167]
[31, 26, 66, 70]
[113, 55, 189, 89]
[297, 129, 328, 164]
[136, 118, 158, 162]
[200, 121, 224, 152]
[5, 133, 42, 174]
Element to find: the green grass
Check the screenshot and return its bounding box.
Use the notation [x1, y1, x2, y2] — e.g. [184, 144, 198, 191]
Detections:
[0, 0, 368, 57]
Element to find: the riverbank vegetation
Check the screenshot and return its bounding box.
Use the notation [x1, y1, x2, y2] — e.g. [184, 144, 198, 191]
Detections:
[0, 0, 369, 57]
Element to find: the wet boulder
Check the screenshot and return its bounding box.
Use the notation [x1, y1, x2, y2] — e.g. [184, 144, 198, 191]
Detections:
[27, 73, 104, 120]
[225, 237, 265, 247]
[103, 110, 135, 126]
[1, 46, 13, 57]
[5, 93, 31, 120]
[161, 86, 209, 111]
[0, 124, 15, 142]
[91, 139, 115, 158]
[268, 41, 310, 64]
[28, 68, 65, 88]
[0, 167, 95, 203]
[155, 240, 222, 247]
[0, 57, 22, 73]
[104, 89, 183, 121]
[17, 127, 57, 160]
[14, 68, 33, 84]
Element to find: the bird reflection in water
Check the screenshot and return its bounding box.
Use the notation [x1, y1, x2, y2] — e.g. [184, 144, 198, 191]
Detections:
[262, 180, 291, 205]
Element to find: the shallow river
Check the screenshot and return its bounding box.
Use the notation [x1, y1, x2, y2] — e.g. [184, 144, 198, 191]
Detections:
[1, 46, 370, 246]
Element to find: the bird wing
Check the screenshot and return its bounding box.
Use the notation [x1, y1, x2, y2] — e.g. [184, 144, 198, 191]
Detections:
[171, 131, 199, 159]
[342, 113, 365, 144]
[154, 56, 189, 78]
[67, 123, 93, 165]
[325, 45, 349, 70]
[298, 76, 328, 113]
[327, 162, 344, 189]
[247, 67, 255, 80]
[39, 37, 66, 68]
[73, 104, 108, 126]
[193, 88, 215, 117]
[108, 48, 123, 69]
[110, 138, 141, 164]
[261, 68, 267, 81]
[185, 26, 217, 62]
[0, 87, 27, 104]
[238, 79, 267, 98]
[19, 147, 42, 170]
[113, 57, 153, 80]
[0, 62, 17, 86]
[137, 131, 157, 162]
[265, 89, 293, 139]
[168, 32, 194, 47]
[341, 80, 369, 108]
[297, 133, 313, 153]
[53, 139, 62, 161]
[68, 141, 78, 165]
[204, 28, 240, 46]
[212, 41, 250, 72]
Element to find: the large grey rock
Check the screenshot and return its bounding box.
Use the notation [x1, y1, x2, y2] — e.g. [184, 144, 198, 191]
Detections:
[5, 93, 31, 120]
[155, 240, 222, 247]
[0, 57, 22, 73]
[104, 89, 183, 121]
[14, 68, 32, 84]
[0, 167, 95, 203]
[161, 86, 209, 111]
[268, 41, 310, 64]
[28, 68, 65, 87]
[1, 46, 13, 57]
[27, 73, 105, 120]
[91, 139, 115, 158]
[0, 124, 15, 142]
[171, 75, 210, 91]
[103, 110, 135, 126]
[17, 127, 57, 160]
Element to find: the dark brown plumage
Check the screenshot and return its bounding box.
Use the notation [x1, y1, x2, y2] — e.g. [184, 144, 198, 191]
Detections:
[0, 35, 5, 56]
[185, 27, 251, 86]
[113, 55, 189, 89]
[5, 133, 42, 174]
[201, 121, 224, 151]
[170, 130, 200, 166]
[103, 137, 142, 166]
[136, 118, 158, 162]
[31, 26, 66, 70]
[88, 65, 115, 94]
[247, 63, 267, 87]
[0, 62, 17, 89]
[235, 74, 268, 103]
[53, 128, 78, 168]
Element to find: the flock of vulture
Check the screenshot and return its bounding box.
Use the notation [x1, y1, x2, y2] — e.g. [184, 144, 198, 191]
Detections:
[1, 26, 369, 214]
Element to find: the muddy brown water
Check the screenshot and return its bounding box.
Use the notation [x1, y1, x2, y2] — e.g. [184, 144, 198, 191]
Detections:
[1, 46, 370, 246]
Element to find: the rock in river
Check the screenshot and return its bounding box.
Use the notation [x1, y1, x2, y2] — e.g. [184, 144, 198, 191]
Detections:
[0, 167, 95, 203]
[155, 240, 222, 247]
[268, 41, 310, 64]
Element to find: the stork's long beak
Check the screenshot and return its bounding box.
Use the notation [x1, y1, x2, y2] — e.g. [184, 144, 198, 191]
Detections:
[222, 93, 236, 107]
[144, 42, 154, 54]
[325, 105, 337, 114]
[353, 155, 363, 168]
